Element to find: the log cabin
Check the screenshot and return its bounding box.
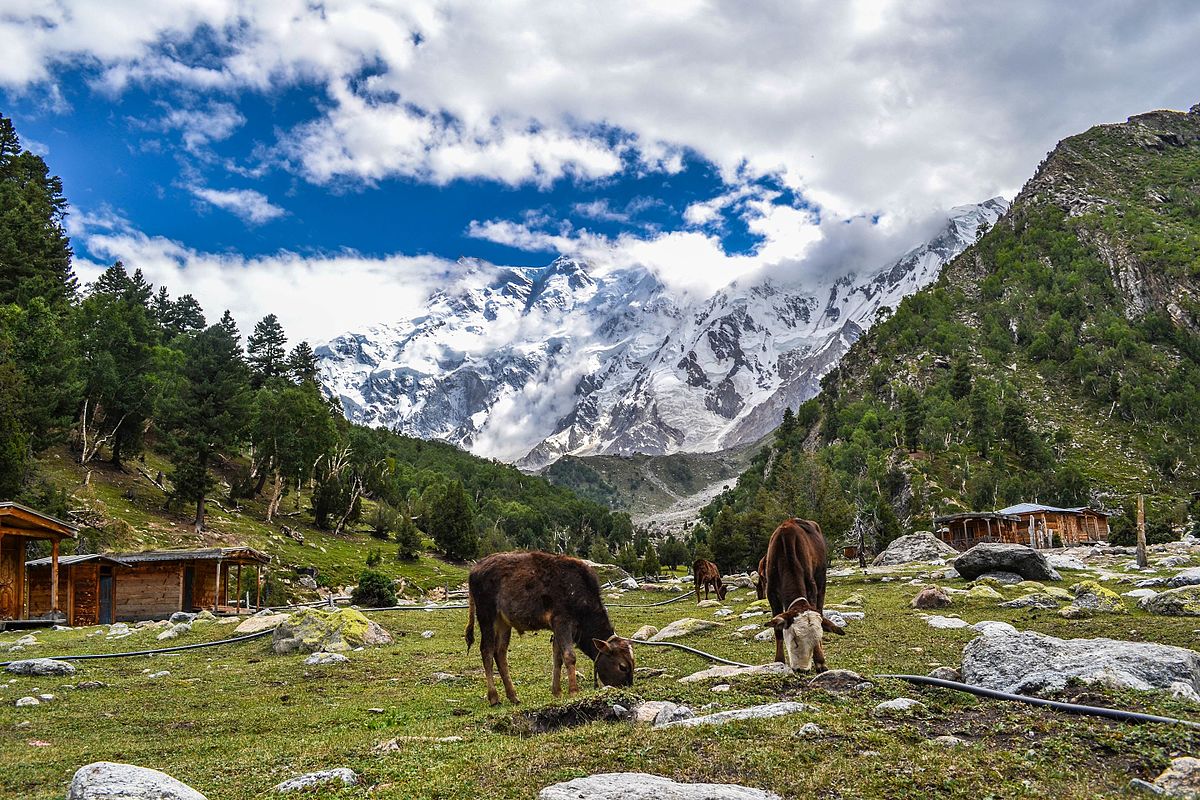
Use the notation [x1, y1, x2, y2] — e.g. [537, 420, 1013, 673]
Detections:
[0, 502, 76, 630]
[26, 547, 270, 625]
[934, 503, 1109, 551]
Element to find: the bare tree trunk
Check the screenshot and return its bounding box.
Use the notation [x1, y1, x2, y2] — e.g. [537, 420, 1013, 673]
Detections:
[333, 475, 364, 537]
[194, 496, 205, 534]
[266, 471, 285, 522]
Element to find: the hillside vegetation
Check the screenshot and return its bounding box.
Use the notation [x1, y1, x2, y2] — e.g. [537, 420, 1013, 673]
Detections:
[0, 113, 635, 596]
[698, 105, 1200, 571]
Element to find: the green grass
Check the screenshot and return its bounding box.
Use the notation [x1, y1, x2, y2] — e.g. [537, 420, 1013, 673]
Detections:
[3, 564, 1198, 799]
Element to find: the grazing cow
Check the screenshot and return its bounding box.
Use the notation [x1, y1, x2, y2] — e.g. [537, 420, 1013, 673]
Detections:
[693, 559, 728, 603]
[754, 556, 767, 601]
[466, 551, 634, 705]
[762, 518, 844, 671]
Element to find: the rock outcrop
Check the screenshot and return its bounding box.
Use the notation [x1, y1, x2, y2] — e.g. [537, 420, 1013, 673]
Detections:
[954, 544, 1061, 582]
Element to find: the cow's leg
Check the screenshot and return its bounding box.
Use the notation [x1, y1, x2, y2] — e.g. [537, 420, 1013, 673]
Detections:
[551, 639, 564, 698]
[494, 624, 519, 704]
[695, 579, 701, 603]
[563, 644, 579, 695]
[812, 639, 828, 673]
[774, 627, 785, 664]
[478, 620, 500, 706]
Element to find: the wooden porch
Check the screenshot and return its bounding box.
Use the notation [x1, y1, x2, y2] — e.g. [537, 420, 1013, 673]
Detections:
[0, 502, 77, 630]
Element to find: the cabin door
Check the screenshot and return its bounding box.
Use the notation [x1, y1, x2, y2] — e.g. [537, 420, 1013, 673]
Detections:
[182, 566, 196, 611]
[98, 572, 114, 625]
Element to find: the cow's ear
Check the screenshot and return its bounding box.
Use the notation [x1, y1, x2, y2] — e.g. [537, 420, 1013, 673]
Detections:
[821, 617, 847, 636]
[593, 638, 610, 652]
[767, 614, 791, 631]
[786, 597, 809, 613]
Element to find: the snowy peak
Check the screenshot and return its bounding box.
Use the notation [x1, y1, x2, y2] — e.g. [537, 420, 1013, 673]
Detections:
[317, 198, 1008, 466]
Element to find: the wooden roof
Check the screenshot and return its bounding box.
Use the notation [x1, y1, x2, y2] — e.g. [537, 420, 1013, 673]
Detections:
[26, 553, 128, 568]
[0, 501, 77, 539]
[113, 547, 270, 565]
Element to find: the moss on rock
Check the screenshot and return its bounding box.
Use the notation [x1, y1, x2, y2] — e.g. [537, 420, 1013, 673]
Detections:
[272, 608, 393, 654]
[1144, 586, 1200, 617]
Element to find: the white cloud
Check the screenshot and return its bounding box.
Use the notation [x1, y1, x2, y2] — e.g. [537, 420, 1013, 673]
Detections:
[189, 186, 286, 224]
[2, 1, 1197, 216]
[73, 220, 457, 345]
[155, 102, 246, 156]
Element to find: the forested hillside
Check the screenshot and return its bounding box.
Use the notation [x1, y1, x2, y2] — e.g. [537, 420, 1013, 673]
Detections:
[699, 105, 1200, 571]
[0, 113, 634, 591]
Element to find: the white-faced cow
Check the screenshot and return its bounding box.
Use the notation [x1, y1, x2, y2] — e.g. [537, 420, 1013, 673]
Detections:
[693, 558, 728, 603]
[466, 551, 634, 705]
[762, 518, 844, 672]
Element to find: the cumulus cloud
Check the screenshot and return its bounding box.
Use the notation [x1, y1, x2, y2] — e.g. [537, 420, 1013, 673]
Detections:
[2, 1, 1197, 216]
[72, 217, 458, 345]
[188, 185, 286, 224]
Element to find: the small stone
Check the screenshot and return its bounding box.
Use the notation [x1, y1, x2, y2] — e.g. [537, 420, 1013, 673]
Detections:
[147, 671, 171, 679]
[367, 707, 385, 713]
[421, 630, 435, 639]
[304, 652, 350, 666]
[754, 629, 774, 642]
[76, 681, 107, 690]
[649, 618, 724, 641]
[538, 774, 780, 800]
[4, 658, 76, 676]
[711, 684, 731, 693]
[928, 666, 963, 682]
[971, 620, 1019, 636]
[923, 615, 971, 630]
[911, 586, 952, 609]
[1059, 605, 1091, 619]
[655, 701, 811, 729]
[431, 672, 460, 683]
[929, 735, 965, 747]
[697, 599, 722, 608]
[273, 768, 359, 794]
[808, 669, 870, 692]
[631, 625, 659, 641]
[794, 722, 823, 737]
[15, 696, 39, 707]
[1152, 756, 1200, 798]
[874, 697, 925, 715]
[632, 700, 694, 725]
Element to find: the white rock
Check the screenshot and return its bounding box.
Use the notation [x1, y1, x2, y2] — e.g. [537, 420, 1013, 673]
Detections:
[697, 599, 722, 608]
[711, 684, 731, 693]
[631, 701, 693, 726]
[971, 620, 1019, 636]
[421, 630, 435, 639]
[874, 698, 925, 715]
[679, 662, 793, 683]
[539, 773, 780, 800]
[655, 702, 811, 729]
[233, 614, 287, 634]
[68, 762, 208, 800]
[754, 630, 774, 642]
[739, 611, 766, 619]
[736, 624, 759, 633]
[1046, 554, 1090, 571]
[147, 671, 170, 679]
[15, 696, 39, 707]
[1124, 588, 1160, 601]
[795, 722, 823, 737]
[631, 625, 659, 641]
[273, 768, 359, 794]
[304, 652, 350, 666]
[649, 618, 723, 641]
[5, 658, 76, 676]
[923, 615, 971, 630]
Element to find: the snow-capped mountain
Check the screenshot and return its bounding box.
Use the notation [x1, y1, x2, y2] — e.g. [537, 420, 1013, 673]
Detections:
[317, 198, 1008, 467]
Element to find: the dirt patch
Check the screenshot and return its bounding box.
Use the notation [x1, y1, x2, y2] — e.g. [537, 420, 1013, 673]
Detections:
[495, 695, 632, 736]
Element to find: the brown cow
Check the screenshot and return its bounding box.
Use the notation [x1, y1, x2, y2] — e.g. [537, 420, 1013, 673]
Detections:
[466, 551, 634, 705]
[754, 555, 767, 600]
[693, 558, 728, 603]
[762, 518, 844, 671]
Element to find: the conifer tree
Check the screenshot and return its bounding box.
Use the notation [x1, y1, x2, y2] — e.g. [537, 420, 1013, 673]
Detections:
[424, 479, 477, 560]
[640, 543, 661, 577]
[287, 340, 319, 384]
[247, 313, 287, 387]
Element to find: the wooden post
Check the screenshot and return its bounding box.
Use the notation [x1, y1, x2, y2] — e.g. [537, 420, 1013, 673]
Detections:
[255, 565, 262, 610]
[50, 539, 60, 613]
[214, 558, 222, 613]
[235, 563, 243, 614]
[1136, 494, 1148, 568]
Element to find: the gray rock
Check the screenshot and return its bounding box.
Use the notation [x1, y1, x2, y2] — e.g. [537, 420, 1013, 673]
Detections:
[233, 613, 287, 634]
[873, 533, 959, 566]
[874, 698, 925, 715]
[976, 570, 1025, 585]
[822, 610, 848, 629]
[76, 681, 107, 690]
[794, 722, 823, 737]
[431, 672, 460, 683]
[68, 762, 207, 800]
[928, 735, 965, 747]
[753, 629, 774, 642]
[421, 630, 435, 639]
[962, 631, 1200, 696]
[954, 543, 1061, 582]
[911, 586, 952, 609]
[274, 768, 359, 794]
[678, 662, 793, 683]
[656, 702, 811, 729]
[929, 666, 963, 682]
[1046, 553, 1090, 571]
[648, 618, 723, 641]
[631, 625, 659, 641]
[157, 622, 191, 641]
[169, 612, 197, 624]
[1144, 586, 1200, 616]
[971, 620, 1019, 636]
[539, 773, 780, 800]
[304, 652, 350, 666]
[632, 701, 694, 725]
[923, 615, 971, 629]
[999, 593, 1061, 609]
[1152, 756, 1200, 798]
[297, 575, 319, 590]
[4, 658, 76, 676]
[15, 696, 39, 707]
[1168, 568, 1200, 588]
[1138, 578, 1169, 588]
[808, 669, 870, 692]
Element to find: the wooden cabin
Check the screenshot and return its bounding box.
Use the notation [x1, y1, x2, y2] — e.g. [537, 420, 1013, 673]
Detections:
[0, 502, 76, 630]
[935, 503, 1110, 551]
[27, 547, 270, 624]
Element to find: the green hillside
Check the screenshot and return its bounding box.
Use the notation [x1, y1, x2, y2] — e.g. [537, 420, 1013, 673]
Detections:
[701, 105, 1200, 568]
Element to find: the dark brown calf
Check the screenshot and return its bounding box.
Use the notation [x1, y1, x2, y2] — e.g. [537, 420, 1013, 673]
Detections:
[466, 551, 634, 705]
[693, 559, 727, 602]
[754, 555, 767, 600]
[763, 518, 844, 670]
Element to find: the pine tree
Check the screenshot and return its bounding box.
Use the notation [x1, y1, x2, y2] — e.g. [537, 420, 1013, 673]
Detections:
[710, 505, 747, 573]
[288, 341, 319, 384]
[165, 295, 205, 339]
[394, 509, 423, 561]
[900, 388, 923, 452]
[949, 357, 973, 400]
[0, 114, 76, 309]
[247, 313, 287, 387]
[424, 479, 477, 560]
[163, 323, 252, 531]
[640, 543, 661, 577]
[218, 310, 241, 346]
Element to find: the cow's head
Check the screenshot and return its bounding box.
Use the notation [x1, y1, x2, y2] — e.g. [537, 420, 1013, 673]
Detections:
[716, 583, 728, 601]
[766, 597, 844, 671]
[592, 636, 635, 688]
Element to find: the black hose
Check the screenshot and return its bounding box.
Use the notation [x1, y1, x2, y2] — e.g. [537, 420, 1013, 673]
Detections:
[606, 590, 696, 608]
[0, 628, 275, 667]
[877, 674, 1200, 730]
[634, 639, 754, 668]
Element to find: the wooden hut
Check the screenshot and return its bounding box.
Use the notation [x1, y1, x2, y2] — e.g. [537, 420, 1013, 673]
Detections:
[27, 547, 270, 623]
[935, 503, 1110, 551]
[933, 511, 1023, 550]
[0, 502, 76, 630]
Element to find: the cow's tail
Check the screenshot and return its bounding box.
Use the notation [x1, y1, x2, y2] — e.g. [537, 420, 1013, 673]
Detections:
[465, 590, 476, 653]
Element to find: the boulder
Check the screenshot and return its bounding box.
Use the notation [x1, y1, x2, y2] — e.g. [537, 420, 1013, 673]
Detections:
[1151, 757, 1200, 798]
[169, 611, 196, 624]
[911, 586, 952, 609]
[678, 662, 792, 683]
[234, 613, 288, 635]
[872, 533, 959, 566]
[5, 658, 75, 677]
[962, 631, 1200, 696]
[974, 571, 1024, 586]
[1070, 581, 1124, 612]
[631, 625, 659, 641]
[272, 608, 392, 654]
[539, 773, 779, 800]
[808, 669, 871, 692]
[68, 762, 207, 800]
[954, 543, 1061, 582]
[999, 593, 1061, 610]
[965, 585, 1004, 601]
[274, 768, 359, 794]
[157, 622, 191, 641]
[648, 618, 723, 641]
[631, 701, 694, 726]
[1046, 553, 1090, 571]
[1168, 568, 1200, 588]
[1144, 586, 1200, 616]
[655, 702, 811, 729]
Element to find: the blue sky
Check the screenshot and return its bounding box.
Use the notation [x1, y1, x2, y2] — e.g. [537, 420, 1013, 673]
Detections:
[2, 2, 1197, 342]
